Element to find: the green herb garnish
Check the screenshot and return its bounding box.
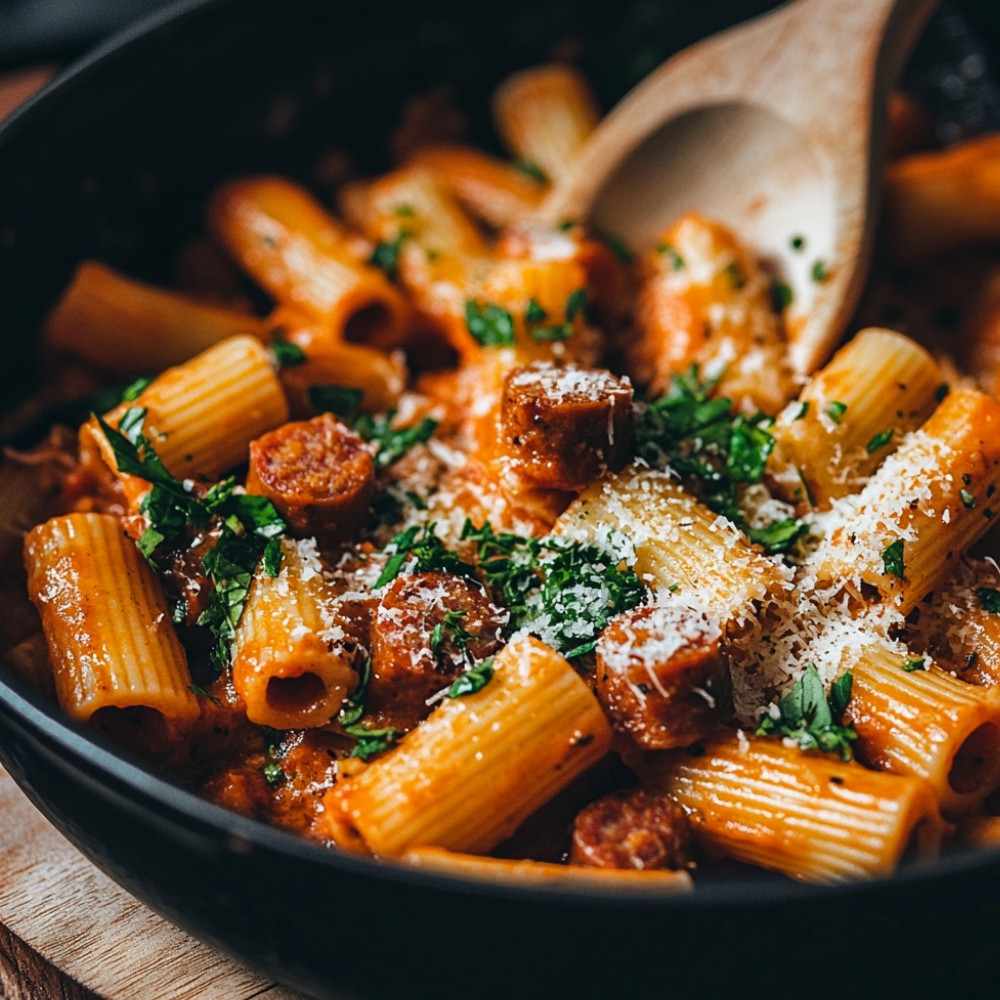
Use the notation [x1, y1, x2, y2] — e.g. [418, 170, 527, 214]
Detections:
[771, 279, 793, 312]
[270, 340, 307, 368]
[461, 520, 647, 658]
[306, 384, 365, 420]
[756, 663, 857, 761]
[826, 401, 847, 425]
[353, 411, 438, 467]
[375, 522, 478, 590]
[447, 656, 495, 698]
[657, 243, 684, 270]
[866, 429, 893, 454]
[465, 300, 516, 347]
[337, 656, 401, 761]
[976, 587, 1000, 613]
[513, 160, 548, 184]
[902, 657, 926, 673]
[882, 538, 905, 578]
[632, 368, 807, 555]
[97, 409, 286, 673]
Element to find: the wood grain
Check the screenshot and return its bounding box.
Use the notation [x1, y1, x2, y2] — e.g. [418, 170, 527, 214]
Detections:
[0, 767, 310, 1000]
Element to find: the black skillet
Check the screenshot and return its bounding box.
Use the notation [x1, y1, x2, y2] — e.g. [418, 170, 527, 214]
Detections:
[2, 1, 1000, 997]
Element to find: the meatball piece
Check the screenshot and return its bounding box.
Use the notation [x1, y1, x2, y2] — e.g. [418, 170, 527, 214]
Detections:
[571, 789, 694, 870]
[367, 572, 507, 731]
[501, 361, 633, 491]
[595, 603, 730, 749]
[246, 412, 374, 543]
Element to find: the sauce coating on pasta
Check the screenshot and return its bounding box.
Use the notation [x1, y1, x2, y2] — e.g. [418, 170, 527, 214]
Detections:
[7, 64, 1000, 887]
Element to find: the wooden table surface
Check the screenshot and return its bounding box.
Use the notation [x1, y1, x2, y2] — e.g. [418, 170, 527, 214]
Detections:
[0, 766, 311, 1000]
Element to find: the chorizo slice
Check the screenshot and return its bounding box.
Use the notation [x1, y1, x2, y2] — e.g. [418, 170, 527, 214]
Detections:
[570, 789, 694, 870]
[367, 571, 507, 731]
[246, 412, 374, 543]
[595, 603, 730, 749]
[501, 361, 634, 491]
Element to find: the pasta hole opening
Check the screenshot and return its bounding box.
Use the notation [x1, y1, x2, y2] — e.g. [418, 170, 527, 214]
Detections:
[266, 671, 326, 713]
[948, 722, 1000, 795]
[90, 705, 171, 755]
[344, 303, 393, 346]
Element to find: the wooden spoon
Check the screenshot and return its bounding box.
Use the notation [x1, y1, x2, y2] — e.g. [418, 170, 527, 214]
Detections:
[541, 0, 939, 376]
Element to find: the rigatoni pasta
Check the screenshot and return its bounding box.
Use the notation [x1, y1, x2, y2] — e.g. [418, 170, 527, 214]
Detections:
[10, 53, 1000, 893]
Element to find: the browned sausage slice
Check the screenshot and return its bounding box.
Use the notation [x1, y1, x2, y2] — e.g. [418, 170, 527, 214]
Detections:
[501, 362, 634, 491]
[595, 603, 730, 749]
[570, 789, 694, 870]
[367, 572, 507, 731]
[246, 412, 374, 542]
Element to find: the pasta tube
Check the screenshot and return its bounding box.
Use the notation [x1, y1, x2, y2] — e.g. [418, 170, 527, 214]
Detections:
[767, 328, 943, 509]
[492, 64, 600, 185]
[553, 465, 786, 618]
[44, 260, 269, 375]
[806, 387, 1000, 613]
[399, 846, 692, 893]
[207, 175, 411, 349]
[639, 730, 943, 882]
[319, 635, 612, 856]
[231, 538, 357, 729]
[23, 513, 199, 731]
[883, 134, 1000, 260]
[405, 143, 546, 229]
[81, 334, 289, 498]
[628, 213, 792, 414]
[842, 641, 1000, 818]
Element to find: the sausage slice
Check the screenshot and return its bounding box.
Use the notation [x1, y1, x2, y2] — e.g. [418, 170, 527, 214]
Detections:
[571, 789, 694, 870]
[367, 572, 507, 731]
[595, 603, 730, 749]
[501, 362, 634, 491]
[246, 412, 374, 543]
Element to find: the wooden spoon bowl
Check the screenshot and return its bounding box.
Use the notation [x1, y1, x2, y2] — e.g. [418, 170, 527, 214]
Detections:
[542, 0, 939, 375]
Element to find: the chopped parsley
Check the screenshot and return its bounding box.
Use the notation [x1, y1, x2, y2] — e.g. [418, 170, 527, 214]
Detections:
[465, 300, 516, 347]
[961, 489, 977, 509]
[790, 234, 806, 252]
[976, 587, 1000, 613]
[756, 663, 857, 761]
[369, 230, 411, 280]
[462, 520, 647, 658]
[866, 428, 893, 453]
[97, 408, 286, 673]
[447, 656, 495, 698]
[902, 657, 926, 673]
[430, 609, 474, 667]
[811, 260, 829, 282]
[770, 279, 793, 312]
[269, 339, 307, 368]
[337, 656, 400, 761]
[307, 384, 365, 420]
[375, 522, 478, 590]
[597, 231, 634, 265]
[353, 411, 438, 467]
[121, 376, 154, 402]
[657, 243, 684, 270]
[633, 368, 808, 555]
[513, 160, 548, 184]
[825, 401, 847, 425]
[525, 299, 548, 325]
[793, 401, 810, 420]
[882, 538, 905, 579]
